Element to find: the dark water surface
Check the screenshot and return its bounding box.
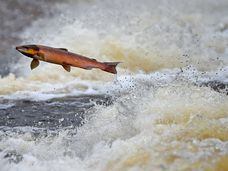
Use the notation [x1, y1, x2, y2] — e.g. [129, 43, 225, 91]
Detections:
[0, 95, 112, 128]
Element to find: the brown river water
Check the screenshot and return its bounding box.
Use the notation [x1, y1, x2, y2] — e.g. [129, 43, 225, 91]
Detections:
[0, 0, 227, 170]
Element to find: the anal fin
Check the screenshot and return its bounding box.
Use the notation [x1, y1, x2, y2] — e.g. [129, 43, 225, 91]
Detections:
[30, 59, 40, 70]
[62, 64, 71, 72]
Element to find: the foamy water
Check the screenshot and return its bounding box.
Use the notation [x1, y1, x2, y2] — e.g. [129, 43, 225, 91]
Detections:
[0, 0, 228, 170]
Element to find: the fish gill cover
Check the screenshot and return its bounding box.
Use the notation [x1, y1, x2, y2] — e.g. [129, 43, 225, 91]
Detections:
[0, 0, 228, 171]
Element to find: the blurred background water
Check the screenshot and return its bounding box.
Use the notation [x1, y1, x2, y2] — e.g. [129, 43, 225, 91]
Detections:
[0, 0, 227, 170]
[0, 0, 61, 75]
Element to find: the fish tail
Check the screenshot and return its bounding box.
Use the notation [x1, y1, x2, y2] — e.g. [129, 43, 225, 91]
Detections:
[102, 62, 121, 74]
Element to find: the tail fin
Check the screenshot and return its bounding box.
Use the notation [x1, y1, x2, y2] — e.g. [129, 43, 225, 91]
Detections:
[102, 62, 120, 74]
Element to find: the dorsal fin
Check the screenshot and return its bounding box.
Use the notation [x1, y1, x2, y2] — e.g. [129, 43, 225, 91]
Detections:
[57, 48, 68, 51]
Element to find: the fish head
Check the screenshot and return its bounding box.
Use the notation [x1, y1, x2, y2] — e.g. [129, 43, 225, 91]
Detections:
[16, 45, 43, 60]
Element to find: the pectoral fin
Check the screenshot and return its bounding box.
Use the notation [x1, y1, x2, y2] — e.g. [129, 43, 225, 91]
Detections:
[62, 65, 71, 72]
[30, 59, 40, 70]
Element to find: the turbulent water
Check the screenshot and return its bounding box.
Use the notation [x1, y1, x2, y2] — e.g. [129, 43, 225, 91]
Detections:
[0, 0, 228, 170]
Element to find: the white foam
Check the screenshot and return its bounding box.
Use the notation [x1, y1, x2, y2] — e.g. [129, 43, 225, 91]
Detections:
[0, 0, 228, 170]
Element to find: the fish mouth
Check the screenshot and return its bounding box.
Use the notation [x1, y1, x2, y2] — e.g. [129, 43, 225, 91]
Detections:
[16, 46, 27, 53]
[15, 45, 37, 58]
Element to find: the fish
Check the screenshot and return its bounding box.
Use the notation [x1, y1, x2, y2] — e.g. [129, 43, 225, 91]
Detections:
[15, 45, 120, 74]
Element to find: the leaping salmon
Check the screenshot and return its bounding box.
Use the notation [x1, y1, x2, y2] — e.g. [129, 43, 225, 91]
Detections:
[16, 45, 120, 74]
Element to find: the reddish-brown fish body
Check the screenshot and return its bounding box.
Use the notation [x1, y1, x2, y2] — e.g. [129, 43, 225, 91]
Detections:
[38, 45, 104, 69]
[16, 44, 120, 74]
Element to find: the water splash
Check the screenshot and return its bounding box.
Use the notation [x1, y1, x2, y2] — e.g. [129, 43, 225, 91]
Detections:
[0, 0, 228, 170]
